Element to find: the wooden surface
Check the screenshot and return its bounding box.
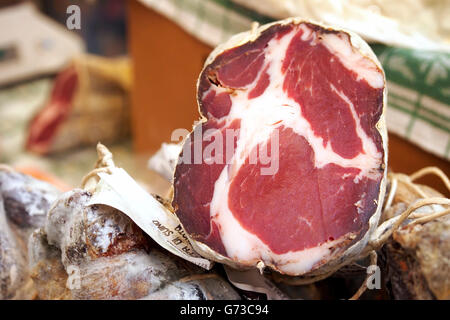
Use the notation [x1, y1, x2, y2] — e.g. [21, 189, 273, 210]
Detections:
[127, 0, 449, 196]
[388, 133, 449, 195]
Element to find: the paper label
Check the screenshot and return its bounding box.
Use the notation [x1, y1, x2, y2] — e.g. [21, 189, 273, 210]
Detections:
[87, 167, 214, 270]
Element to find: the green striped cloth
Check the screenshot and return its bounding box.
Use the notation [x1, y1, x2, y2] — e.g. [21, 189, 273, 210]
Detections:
[140, 0, 450, 160]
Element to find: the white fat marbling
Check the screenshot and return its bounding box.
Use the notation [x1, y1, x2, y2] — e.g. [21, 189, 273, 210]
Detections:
[321, 32, 384, 89]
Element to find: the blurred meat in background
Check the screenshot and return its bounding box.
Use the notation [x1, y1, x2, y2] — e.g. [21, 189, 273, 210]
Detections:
[26, 55, 131, 155]
[0, 1, 135, 187]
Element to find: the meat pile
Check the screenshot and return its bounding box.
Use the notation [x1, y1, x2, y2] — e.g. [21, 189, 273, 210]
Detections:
[0, 168, 239, 300]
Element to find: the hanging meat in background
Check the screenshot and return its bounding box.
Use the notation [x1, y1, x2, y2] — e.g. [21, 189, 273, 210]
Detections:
[26, 55, 131, 155]
[173, 18, 387, 279]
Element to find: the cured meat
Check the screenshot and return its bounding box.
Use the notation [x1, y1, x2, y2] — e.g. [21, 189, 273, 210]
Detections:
[31, 188, 239, 300]
[44, 190, 150, 267]
[384, 218, 450, 300]
[0, 170, 60, 235]
[173, 19, 387, 276]
[140, 276, 240, 300]
[0, 168, 60, 299]
[28, 229, 72, 300]
[382, 180, 450, 300]
[26, 55, 130, 154]
[26, 66, 78, 154]
[40, 189, 189, 299]
[0, 195, 28, 299]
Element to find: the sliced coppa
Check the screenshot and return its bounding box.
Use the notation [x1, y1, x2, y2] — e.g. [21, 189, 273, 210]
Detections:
[173, 19, 387, 276]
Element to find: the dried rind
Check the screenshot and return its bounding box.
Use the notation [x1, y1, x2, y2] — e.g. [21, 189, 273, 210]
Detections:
[0, 195, 28, 299]
[380, 171, 450, 300]
[0, 168, 60, 299]
[35, 187, 239, 300]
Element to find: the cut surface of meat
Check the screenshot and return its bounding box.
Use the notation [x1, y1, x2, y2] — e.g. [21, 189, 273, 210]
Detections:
[173, 21, 386, 275]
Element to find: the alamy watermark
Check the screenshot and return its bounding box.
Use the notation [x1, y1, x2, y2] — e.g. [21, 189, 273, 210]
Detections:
[66, 5, 81, 30]
[366, 264, 381, 290]
[171, 125, 280, 176]
[66, 264, 81, 290]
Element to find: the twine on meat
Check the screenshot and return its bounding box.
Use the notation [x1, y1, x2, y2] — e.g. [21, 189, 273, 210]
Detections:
[368, 167, 450, 252]
[350, 166, 450, 299]
[80, 143, 116, 189]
